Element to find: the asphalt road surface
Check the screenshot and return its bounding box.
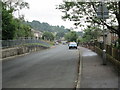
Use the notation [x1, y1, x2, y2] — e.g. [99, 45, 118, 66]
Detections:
[3, 44, 79, 88]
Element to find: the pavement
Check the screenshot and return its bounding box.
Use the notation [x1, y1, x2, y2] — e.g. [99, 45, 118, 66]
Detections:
[77, 47, 119, 88]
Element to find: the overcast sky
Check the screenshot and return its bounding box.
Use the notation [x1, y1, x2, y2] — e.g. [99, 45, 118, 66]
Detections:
[14, 0, 83, 31]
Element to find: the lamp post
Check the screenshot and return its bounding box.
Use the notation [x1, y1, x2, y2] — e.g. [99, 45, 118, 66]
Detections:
[101, 2, 106, 65]
[97, 1, 109, 65]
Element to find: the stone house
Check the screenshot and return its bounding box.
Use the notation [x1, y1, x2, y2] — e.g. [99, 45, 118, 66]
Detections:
[31, 29, 43, 39]
[97, 30, 118, 45]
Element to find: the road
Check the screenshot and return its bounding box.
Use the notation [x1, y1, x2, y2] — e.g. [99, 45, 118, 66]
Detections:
[3, 44, 79, 88]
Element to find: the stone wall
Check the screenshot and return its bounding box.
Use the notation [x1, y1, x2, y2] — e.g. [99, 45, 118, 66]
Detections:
[2, 45, 49, 59]
[95, 46, 120, 71]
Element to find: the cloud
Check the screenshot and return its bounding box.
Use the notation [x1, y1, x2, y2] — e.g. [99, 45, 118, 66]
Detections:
[16, 0, 81, 31]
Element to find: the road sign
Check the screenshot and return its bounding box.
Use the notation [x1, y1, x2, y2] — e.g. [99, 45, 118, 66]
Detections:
[97, 3, 109, 19]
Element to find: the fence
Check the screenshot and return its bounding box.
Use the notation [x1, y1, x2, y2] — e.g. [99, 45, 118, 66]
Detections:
[81, 41, 120, 70]
[1, 39, 50, 48]
[106, 45, 120, 61]
[94, 42, 120, 61]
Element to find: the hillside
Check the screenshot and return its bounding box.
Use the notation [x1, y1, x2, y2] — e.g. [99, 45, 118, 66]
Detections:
[25, 20, 70, 33]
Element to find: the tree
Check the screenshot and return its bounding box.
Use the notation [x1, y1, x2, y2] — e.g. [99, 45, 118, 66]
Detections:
[25, 20, 69, 34]
[65, 31, 78, 42]
[3, 0, 29, 13]
[80, 27, 101, 42]
[58, 1, 120, 46]
[42, 32, 54, 41]
[56, 31, 65, 39]
[13, 19, 33, 39]
[2, 1, 32, 40]
[2, 2, 15, 40]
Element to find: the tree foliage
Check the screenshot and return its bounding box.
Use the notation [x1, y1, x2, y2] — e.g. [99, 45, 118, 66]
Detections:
[80, 27, 101, 42]
[42, 32, 54, 41]
[3, 0, 29, 13]
[65, 31, 78, 42]
[2, 0, 32, 40]
[13, 19, 33, 39]
[25, 20, 70, 40]
[56, 31, 65, 39]
[2, 2, 16, 40]
[25, 20, 69, 33]
[58, 1, 120, 44]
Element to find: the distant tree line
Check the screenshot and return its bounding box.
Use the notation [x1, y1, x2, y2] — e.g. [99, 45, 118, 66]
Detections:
[25, 20, 71, 40]
[25, 20, 70, 33]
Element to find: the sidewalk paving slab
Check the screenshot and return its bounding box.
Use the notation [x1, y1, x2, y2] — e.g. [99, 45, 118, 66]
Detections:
[79, 47, 119, 88]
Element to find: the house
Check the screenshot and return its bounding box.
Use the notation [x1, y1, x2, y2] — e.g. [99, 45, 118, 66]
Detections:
[97, 30, 118, 45]
[31, 29, 43, 39]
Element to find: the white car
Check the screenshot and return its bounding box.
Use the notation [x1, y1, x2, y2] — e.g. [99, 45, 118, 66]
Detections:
[68, 42, 77, 49]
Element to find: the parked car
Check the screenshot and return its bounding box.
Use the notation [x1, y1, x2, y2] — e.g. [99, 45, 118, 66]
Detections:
[68, 42, 77, 49]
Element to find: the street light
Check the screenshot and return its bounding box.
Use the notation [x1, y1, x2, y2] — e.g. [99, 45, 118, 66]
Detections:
[97, 1, 109, 65]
